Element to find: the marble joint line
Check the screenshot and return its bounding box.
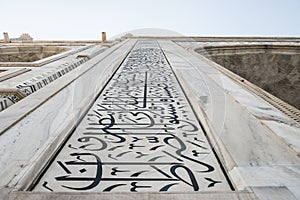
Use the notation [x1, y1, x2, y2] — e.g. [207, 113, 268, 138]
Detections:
[33, 40, 231, 193]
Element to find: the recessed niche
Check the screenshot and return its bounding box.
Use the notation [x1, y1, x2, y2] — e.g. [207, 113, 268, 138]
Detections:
[196, 45, 300, 109]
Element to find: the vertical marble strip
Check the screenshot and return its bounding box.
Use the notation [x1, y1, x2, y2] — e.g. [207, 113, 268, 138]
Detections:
[33, 40, 230, 192]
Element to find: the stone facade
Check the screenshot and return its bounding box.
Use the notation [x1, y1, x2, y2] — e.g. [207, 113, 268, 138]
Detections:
[0, 35, 299, 199]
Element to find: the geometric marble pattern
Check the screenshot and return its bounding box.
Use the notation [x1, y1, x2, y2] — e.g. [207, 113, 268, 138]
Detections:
[33, 41, 230, 192]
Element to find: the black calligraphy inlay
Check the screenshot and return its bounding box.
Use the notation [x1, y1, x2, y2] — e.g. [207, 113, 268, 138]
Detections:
[34, 40, 230, 193]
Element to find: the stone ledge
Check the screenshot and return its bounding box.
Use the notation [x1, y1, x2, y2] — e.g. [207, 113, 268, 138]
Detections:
[0, 39, 137, 193]
[0, 68, 31, 82]
[6, 191, 258, 200]
[0, 40, 130, 135]
[0, 45, 91, 67]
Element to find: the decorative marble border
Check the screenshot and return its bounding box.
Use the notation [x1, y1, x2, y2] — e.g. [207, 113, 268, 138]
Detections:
[16, 57, 88, 95]
[0, 89, 26, 111]
[0, 57, 88, 112]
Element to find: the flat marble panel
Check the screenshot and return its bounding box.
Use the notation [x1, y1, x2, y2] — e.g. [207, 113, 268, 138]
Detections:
[230, 166, 300, 199]
[219, 96, 299, 166]
[207, 68, 300, 154]
[261, 120, 300, 153]
[251, 186, 297, 200]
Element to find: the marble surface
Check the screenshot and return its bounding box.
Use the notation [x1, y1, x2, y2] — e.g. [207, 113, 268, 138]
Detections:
[158, 40, 300, 198]
[0, 45, 97, 87]
[231, 165, 300, 199]
[7, 191, 257, 200]
[180, 41, 300, 124]
[0, 45, 108, 112]
[0, 39, 136, 191]
[33, 41, 230, 192]
[0, 46, 68, 63]
[0, 68, 30, 82]
[0, 37, 299, 199]
[197, 45, 300, 109]
[251, 186, 297, 200]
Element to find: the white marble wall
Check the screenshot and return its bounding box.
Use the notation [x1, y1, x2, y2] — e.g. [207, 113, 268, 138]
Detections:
[0, 38, 299, 199]
[0, 40, 136, 191]
[159, 40, 300, 198]
[0, 45, 109, 112]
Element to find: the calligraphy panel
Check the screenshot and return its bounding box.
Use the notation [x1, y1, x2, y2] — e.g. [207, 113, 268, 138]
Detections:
[33, 41, 231, 192]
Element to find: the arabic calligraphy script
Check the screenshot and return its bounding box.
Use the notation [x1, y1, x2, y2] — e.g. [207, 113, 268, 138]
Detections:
[34, 41, 230, 192]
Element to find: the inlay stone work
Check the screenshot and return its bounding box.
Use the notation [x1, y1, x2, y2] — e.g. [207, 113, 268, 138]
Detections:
[0, 58, 88, 112]
[16, 57, 88, 95]
[33, 41, 230, 192]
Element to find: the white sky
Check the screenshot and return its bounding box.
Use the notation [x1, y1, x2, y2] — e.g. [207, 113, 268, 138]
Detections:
[1, 0, 300, 40]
